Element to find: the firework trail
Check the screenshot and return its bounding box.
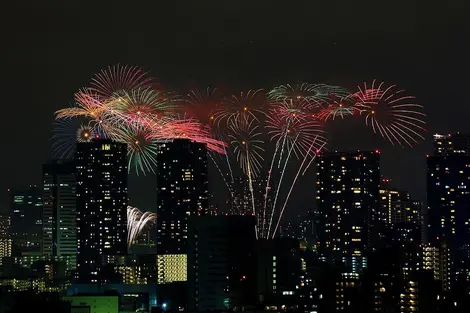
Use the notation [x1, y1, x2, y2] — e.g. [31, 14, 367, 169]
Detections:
[271, 136, 328, 238]
[127, 206, 157, 249]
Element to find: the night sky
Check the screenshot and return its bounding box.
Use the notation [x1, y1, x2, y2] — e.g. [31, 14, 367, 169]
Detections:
[1, 1, 469, 215]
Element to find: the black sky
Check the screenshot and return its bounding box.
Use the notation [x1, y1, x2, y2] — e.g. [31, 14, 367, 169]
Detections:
[1, 1, 469, 213]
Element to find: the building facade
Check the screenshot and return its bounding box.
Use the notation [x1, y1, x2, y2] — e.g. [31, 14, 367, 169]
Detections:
[427, 133, 470, 280]
[316, 150, 381, 273]
[76, 139, 128, 283]
[42, 161, 77, 271]
[156, 139, 208, 285]
[188, 215, 257, 311]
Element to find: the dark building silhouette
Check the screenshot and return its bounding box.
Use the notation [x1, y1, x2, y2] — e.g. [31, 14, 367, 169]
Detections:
[316, 151, 380, 273]
[42, 160, 77, 272]
[257, 238, 302, 309]
[187, 215, 257, 311]
[75, 139, 128, 283]
[9, 186, 42, 255]
[156, 139, 208, 286]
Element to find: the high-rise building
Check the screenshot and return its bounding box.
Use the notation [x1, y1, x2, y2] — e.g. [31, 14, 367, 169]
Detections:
[9, 186, 42, 255]
[316, 150, 380, 273]
[427, 133, 470, 279]
[379, 184, 422, 244]
[188, 215, 257, 311]
[156, 139, 208, 285]
[76, 139, 128, 283]
[42, 161, 77, 271]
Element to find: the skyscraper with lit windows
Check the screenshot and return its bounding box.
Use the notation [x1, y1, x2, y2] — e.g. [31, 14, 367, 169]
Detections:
[76, 139, 128, 283]
[316, 150, 380, 273]
[427, 133, 470, 280]
[42, 160, 77, 271]
[156, 139, 208, 285]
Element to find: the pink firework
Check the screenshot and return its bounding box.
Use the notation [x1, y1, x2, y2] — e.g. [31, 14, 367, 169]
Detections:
[353, 80, 426, 147]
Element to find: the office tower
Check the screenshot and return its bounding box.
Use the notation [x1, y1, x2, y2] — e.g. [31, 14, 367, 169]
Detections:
[187, 215, 257, 311]
[9, 186, 42, 255]
[76, 139, 128, 283]
[42, 160, 77, 271]
[156, 139, 208, 285]
[427, 133, 470, 279]
[316, 150, 380, 273]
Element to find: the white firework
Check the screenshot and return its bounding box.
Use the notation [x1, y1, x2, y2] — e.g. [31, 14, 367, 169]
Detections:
[127, 206, 157, 249]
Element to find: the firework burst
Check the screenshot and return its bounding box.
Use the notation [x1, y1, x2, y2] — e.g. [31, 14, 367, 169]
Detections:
[227, 115, 265, 178]
[212, 89, 265, 126]
[111, 124, 160, 175]
[353, 80, 426, 147]
[51, 118, 96, 159]
[89, 64, 157, 98]
[268, 83, 350, 102]
[103, 87, 179, 128]
[315, 94, 358, 121]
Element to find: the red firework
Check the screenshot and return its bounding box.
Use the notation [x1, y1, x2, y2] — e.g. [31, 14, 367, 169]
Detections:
[353, 80, 426, 147]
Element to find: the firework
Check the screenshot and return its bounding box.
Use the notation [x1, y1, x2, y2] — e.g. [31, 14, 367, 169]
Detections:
[227, 115, 265, 178]
[89, 64, 157, 98]
[353, 80, 426, 147]
[266, 113, 327, 159]
[186, 87, 222, 123]
[55, 89, 104, 120]
[268, 98, 314, 121]
[111, 124, 160, 175]
[267, 83, 350, 102]
[315, 94, 358, 121]
[103, 87, 180, 128]
[127, 206, 157, 249]
[51, 118, 96, 159]
[212, 89, 265, 126]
